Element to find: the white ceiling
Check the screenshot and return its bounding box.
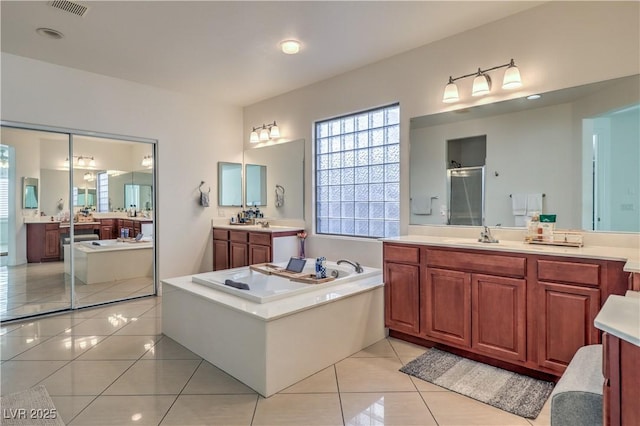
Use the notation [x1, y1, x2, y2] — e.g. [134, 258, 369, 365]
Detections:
[1, 1, 542, 107]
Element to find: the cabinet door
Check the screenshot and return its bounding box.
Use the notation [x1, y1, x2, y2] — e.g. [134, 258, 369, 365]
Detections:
[472, 274, 526, 362]
[213, 240, 229, 271]
[422, 268, 471, 347]
[537, 281, 600, 372]
[230, 242, 248, 268]
[100, 226, 113, 240]
[44, 229, 60, 258]
[249, 244, 271, 265]
[384, 262, 420, 335]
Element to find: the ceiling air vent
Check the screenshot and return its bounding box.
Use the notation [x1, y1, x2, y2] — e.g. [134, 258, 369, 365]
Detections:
[48, 0, 89, 17]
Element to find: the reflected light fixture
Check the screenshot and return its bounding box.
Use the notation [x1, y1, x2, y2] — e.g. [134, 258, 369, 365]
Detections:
[141, 155, 153, 168]
[63, 155, 96, 168]
[442, 58, 522, 103]
[280, 39, 301, 55]
[249, 121, 280, 144]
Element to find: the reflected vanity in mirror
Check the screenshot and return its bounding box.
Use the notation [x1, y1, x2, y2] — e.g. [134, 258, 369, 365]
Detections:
[243, 139, 305, 220]
[218, 162, 242, 206]
[23, 176, 38, 209]
[410, 74, 640, 232]
[245, 164, 267, 206]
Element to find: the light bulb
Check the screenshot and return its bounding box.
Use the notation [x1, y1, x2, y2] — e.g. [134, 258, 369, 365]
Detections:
[259, 126, 270, 142]
[250, 130, 259, 144]
[280, 40, 301, 55]
[472, 71, 491, 97]
[269, 122, 280, 139]
[89, 157, 96, 167]
[77, 156, 85, 166]
[502, 60, 522, 89]
[442, 77, 459, 103]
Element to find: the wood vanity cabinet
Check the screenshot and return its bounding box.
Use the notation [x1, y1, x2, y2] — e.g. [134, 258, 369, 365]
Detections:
[603, 332, 640, 426]
[229, 231, 249, 268]
[100, 219, 117, 240]
[26, 222, 60, 262]
[382, 241, 628, 377]
[422, 249, 527, 363]
[383, 244, 421, 335]
[118, 219, 134, 238]
[212, 229, 230, 270]
[248, 232, 272, 265]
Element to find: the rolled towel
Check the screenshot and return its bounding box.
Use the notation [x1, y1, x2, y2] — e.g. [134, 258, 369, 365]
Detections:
[224, 279, 250, 290]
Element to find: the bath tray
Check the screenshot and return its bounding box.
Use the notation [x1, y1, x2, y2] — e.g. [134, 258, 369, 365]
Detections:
[250, 263, 301, 278]
[289, 274, 335, 284]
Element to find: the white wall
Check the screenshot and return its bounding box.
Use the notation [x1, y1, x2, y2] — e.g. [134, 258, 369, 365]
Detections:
[243, 1, 640, 267]
[2, 53, 243, 277]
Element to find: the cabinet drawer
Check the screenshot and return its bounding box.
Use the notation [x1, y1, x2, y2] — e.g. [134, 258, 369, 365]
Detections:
[213, 229, 229, 241]
[229, 230, 248, 242]
[249, 232, 271, 246]
[384, 244, 420, 264]
[426, 249, 526, 278]
[538, 260, 600, 287]
[45, 223, 59, 231]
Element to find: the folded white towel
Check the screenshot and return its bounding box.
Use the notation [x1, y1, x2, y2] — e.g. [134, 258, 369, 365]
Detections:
[411, 195, 432, 215]
[511, 193, 528, 216]
[527, 193, 543, 215]
[514, 215, 529, 227]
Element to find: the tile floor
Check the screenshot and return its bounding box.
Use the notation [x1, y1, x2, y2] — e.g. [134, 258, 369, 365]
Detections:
[1, 296, 551, 425]
[0, 262, 154, 321]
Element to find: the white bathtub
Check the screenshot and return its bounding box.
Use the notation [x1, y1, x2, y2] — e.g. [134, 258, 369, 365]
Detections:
[162, 262, 385, 397]
[191, 260, 378, 303]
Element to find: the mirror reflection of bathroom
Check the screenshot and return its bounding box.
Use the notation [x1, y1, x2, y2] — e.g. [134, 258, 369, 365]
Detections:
[446, 136, 486, 225]
[22, 177, 39, 209]
[218, 162, 242, 207]
[245, 164, 267, 207]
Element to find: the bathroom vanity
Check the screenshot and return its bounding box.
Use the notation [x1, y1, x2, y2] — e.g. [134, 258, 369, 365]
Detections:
[382, 236, 633, 377]
[212, 225, 302, 270]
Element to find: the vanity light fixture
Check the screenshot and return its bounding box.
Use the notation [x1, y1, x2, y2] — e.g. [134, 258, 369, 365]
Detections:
[249, 121, 280, 144]
[442, 59, 522, 103]
[63, 155, 96, 168]
[141, 155, 153, 168]
[83, 172, 94, 181]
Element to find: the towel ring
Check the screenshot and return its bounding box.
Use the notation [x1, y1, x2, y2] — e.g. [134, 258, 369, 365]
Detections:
[199, 181, 211, 194]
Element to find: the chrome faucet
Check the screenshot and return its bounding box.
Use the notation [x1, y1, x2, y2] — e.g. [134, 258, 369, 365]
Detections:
[256, 220, 270, 228]
[478, 226, 499, 243]
[337, 259, 364, 273]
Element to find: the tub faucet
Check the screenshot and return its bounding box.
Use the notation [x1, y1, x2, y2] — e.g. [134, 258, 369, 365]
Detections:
[478, 226, 499, 243]
[337, 259, 364, 273]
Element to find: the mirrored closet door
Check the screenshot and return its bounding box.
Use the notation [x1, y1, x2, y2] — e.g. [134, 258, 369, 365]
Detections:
[0, 123, 157, 322]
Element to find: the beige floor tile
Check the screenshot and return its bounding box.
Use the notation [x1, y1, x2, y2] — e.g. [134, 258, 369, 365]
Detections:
[350, 338, 398, 358]
[341, 392, 437, 426]
[160, 394, 258, 425]
[0, 334, 52, 360]
[421, 391, 531, 425]
[280, 366, 338, 394]
[13, 334, 106, 361]
[41, 360, 135, 396]
[181, 361, 255, 395]
[336, 357, 416, 392]
[409, 376, 449, 392]
[85, 302, 157, 319]
[77, 335, 159, 360]
[0, 323, 21, 335]
[527, 396, 551, 426]
[68, 395, 176, 425]
[140, 305, 162, 318]
[388, 337, 428, 359]
[66, 317, 132, 335]
[142, 336, 201, 360]
[253, 393, 343, 426]
[50, 395, 96, 424]
[0, 360, 67, 396]
[5, 317, 86, 337]
[114, 317, 162, 336]
[103, 359, 200, 395]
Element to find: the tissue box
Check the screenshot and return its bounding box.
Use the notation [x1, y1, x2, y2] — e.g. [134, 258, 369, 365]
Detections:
[540, 214, 557, 223]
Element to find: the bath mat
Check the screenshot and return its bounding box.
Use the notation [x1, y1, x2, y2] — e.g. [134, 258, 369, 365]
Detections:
[400, 348, 554, 419]
[0, 385, 65, 425]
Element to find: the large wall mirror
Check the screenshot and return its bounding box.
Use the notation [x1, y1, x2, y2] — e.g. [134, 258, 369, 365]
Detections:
[410, 74, 640, 232]
[218, 162, 242, 207]
[1, 124, 156, 322]
[243, 139, 305, 220]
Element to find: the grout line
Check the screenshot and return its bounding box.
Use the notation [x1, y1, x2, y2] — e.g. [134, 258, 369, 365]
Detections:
[334, 364, 347, 426]
[156, 358, 204, 425]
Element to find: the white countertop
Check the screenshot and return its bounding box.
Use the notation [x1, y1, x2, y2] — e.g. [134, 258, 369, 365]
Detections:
[594, 294, 640, 347]
[212, 224, 303, 233]
[162, 271, 383, 321]
[382, 235, 640, 271]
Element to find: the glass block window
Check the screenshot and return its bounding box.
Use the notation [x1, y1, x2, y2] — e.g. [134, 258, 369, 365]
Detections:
[97, 172, 109, 212]
[315, 103, 400, 238]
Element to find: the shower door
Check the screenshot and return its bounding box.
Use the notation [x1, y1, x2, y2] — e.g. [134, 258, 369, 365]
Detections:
[447, 166, 485, 226]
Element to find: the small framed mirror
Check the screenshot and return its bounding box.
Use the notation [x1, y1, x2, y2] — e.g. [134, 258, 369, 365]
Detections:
[23, 177, 38, 209]
[245, 164, 267, 206]
[218, 162, 242, 206]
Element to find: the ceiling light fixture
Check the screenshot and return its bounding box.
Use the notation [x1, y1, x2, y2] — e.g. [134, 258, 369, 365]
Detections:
[249, 121, 280, 144]
[36, 27, 64, 39]
[442, 58, 522, 103]
[280, 39, 301, 55]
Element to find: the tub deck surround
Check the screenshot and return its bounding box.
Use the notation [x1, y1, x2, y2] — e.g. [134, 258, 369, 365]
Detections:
[381, 235, 631, 379]
[161, 263, 385, 397]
